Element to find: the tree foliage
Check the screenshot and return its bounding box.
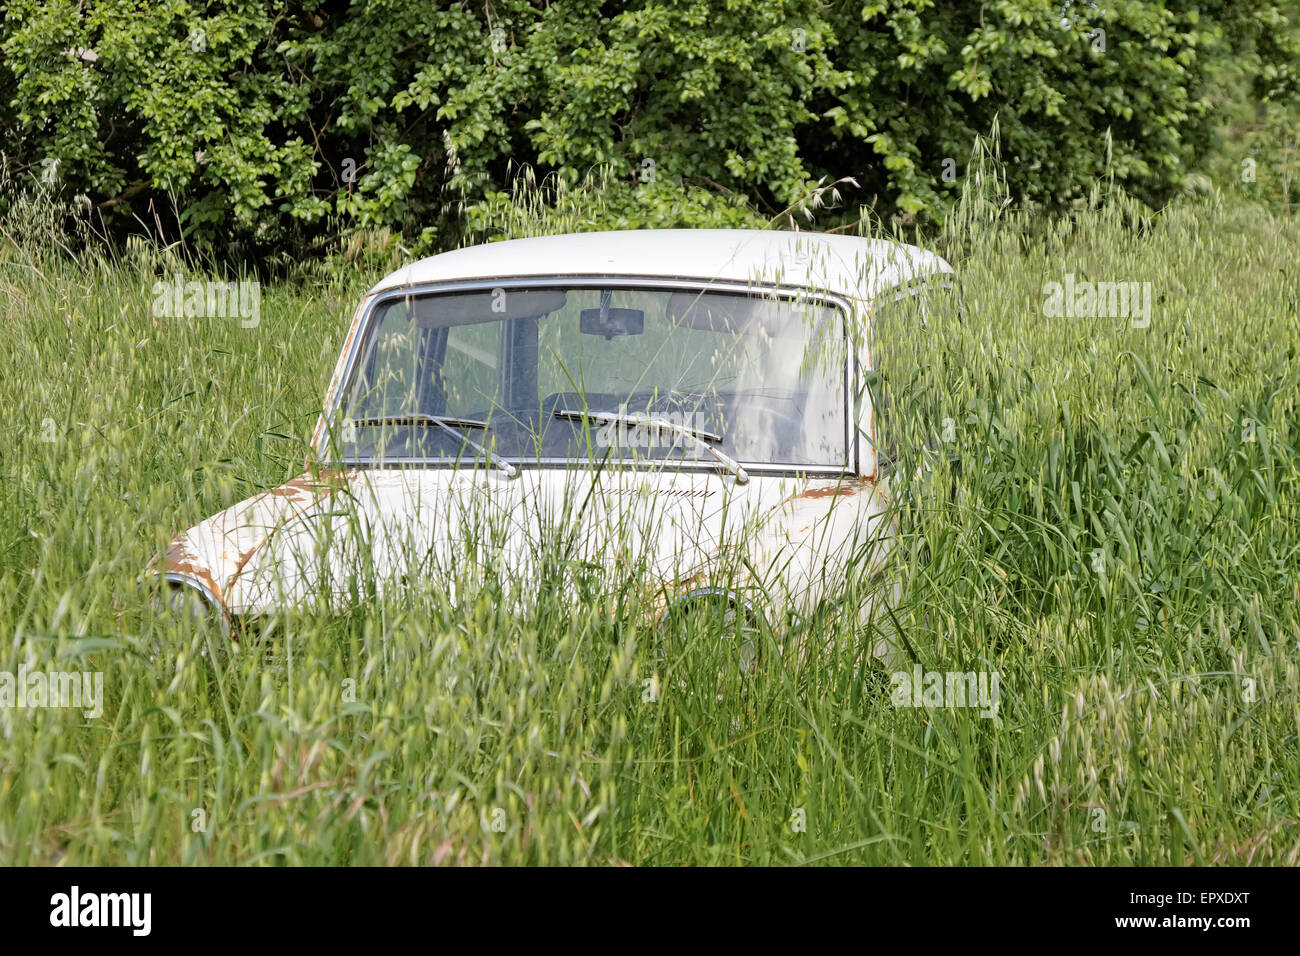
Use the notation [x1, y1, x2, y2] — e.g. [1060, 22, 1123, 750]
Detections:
[1, 0, 1296, 257]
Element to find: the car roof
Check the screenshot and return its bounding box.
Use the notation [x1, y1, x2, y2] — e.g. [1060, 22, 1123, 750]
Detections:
[369, 229, 954, 303]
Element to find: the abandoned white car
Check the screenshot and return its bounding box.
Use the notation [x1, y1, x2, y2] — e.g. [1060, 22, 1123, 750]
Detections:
[151, 229, 954, 664]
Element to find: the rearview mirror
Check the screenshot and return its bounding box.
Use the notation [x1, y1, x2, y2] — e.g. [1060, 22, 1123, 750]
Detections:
[580, 307, 644, 340]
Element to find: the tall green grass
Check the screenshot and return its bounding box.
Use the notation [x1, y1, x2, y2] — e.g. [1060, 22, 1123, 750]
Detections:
[1, 178, 1298, 865]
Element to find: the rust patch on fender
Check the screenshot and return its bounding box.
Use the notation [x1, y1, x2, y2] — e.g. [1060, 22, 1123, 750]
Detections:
[158, 539, 236, 636]
[267, 477, 314, 501]
[793, 475, 878, 500]
[797, 485, 858, 499]
[227, 468, 351, 592]
[153, 467, 353, 614]
[230, 543, 263, 581]
[266, 468, 349, 503]
[161, 537, 224, 601]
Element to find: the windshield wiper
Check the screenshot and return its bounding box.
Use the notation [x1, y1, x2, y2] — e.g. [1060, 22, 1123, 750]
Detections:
[347, 414, 519, 479]
[554, 408, 748, 485]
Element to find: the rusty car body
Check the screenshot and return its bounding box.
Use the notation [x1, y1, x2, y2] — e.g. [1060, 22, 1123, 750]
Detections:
[150, 229, 954, 661]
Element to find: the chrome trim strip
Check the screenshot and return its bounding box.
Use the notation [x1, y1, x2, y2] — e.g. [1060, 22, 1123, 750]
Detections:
[332, 458, 854, 479]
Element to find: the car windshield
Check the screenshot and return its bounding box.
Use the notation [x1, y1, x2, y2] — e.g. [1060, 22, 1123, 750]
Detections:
[334, 284, 848, 469]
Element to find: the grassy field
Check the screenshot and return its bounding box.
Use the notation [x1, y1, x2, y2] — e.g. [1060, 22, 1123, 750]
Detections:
[1, 185, 1298, 865]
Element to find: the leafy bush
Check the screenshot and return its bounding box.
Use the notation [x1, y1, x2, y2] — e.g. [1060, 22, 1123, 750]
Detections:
[1, 1, 1296, 258]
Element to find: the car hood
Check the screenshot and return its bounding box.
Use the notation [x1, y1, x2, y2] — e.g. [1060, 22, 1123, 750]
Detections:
[151, 466, 893, 619]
